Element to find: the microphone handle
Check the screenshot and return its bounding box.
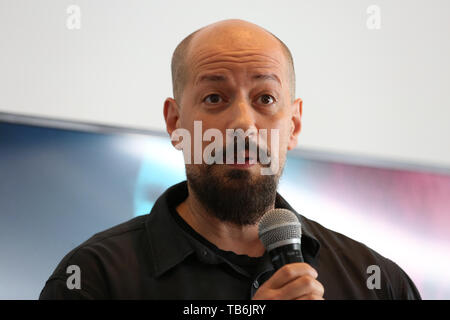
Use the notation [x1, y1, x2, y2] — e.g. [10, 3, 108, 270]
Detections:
[269, 242, 304, 271]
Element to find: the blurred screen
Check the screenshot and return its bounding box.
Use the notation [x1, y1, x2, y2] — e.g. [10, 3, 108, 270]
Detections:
[1, 115, 449, 299]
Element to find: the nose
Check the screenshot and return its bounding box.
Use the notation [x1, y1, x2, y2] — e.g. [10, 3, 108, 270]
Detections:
[226, 94, 257, 135]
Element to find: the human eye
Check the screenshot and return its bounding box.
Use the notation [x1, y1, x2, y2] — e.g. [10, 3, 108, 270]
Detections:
[256, 94, 276, 106]
[203, 93, 224, 105]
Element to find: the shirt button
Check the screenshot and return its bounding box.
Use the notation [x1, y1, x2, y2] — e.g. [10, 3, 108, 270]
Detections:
[253, 280, 259, 289]
[202, 250, 208, 256]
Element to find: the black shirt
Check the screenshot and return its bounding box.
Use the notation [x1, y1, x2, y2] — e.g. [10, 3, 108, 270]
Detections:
[39, 181, 421, 299]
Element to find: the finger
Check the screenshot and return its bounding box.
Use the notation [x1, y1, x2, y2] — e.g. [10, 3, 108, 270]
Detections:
[279, 275, 324, 300]
[296, 294, 325, 300]
[265, 263, 318, 289]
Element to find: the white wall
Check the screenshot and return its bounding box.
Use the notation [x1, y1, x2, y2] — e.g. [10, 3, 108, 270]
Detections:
[1, 0, 449, 169]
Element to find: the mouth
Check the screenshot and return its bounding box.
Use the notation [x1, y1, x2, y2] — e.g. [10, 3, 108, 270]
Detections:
[226, 151, 257, 169]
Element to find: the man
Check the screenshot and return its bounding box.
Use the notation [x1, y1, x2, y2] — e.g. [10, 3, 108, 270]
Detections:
[40, 19, 421, 299]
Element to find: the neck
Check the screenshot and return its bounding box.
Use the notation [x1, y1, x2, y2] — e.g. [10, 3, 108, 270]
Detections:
[176, 185, 273, 257]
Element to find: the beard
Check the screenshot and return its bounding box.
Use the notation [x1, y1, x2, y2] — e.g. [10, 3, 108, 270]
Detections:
[185, 140, 283, 226]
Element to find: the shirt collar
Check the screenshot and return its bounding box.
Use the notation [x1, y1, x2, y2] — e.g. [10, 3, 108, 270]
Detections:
[145, 181, 321, 278]
[145, 182, 195, 277]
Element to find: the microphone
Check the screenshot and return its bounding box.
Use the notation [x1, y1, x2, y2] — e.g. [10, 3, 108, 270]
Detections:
[258, 208, 304, 270]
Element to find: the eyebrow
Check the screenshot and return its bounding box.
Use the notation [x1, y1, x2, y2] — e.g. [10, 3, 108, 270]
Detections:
[252, 73, 281, 85]
[195, 73, 281, 86]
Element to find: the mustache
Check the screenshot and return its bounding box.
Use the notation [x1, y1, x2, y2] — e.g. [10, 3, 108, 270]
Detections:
[210, 137, 272, 165]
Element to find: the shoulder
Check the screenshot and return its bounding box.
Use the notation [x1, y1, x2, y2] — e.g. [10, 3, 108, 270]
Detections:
[59, 214, 148, 265]
[39, 215, 149, 299]
[301, 216, 421, 299]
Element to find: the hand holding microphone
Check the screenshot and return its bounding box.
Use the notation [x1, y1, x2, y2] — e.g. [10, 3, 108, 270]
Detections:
[252, 209, 325, 300]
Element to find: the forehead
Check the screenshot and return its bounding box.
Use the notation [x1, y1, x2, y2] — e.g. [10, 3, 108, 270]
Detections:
[186, 28, 287, 83]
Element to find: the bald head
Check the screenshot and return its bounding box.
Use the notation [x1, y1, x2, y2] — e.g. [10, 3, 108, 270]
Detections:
[171, 19, 296, 105]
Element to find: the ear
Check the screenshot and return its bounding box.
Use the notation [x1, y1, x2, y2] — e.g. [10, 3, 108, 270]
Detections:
[287, 98, 302, 150]
[163, 98, 181, 148]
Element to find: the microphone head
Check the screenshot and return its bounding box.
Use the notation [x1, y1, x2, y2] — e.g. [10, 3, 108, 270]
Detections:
[258, 208, 302, 251]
